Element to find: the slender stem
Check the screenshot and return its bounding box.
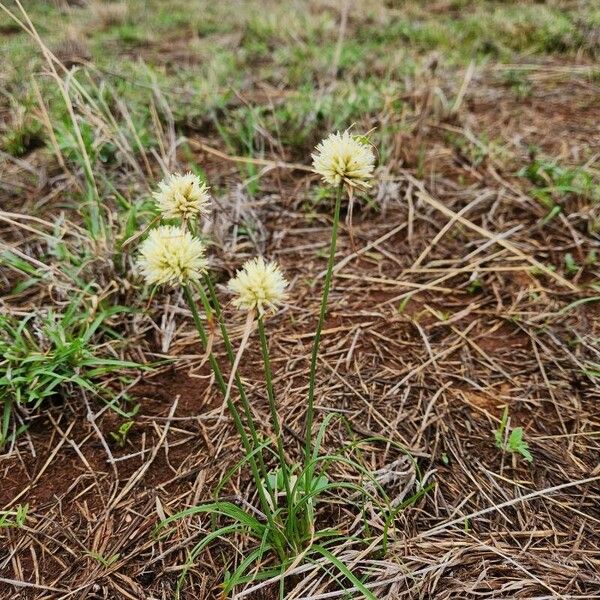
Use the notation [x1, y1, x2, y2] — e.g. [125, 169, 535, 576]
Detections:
[304, 184, 343, 453]
[182, 285, 282, 553]
[303, 183, 343, 505]
[257, 316, 292, 508]
[199, 276, 275, 502]
[183, 285, 226, 395]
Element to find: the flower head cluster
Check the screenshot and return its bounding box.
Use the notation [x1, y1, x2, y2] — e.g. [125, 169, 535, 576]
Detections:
[228, 257, 288, 315]
[137, 225, 207, 286]
[153, 172, 210, 221]
[312, 130, 375, 189]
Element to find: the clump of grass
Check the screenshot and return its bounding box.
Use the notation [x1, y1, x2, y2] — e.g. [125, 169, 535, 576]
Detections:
[0, 298, 141, 447]
[518, 155, 600, 224]
[1, 97, 44, 157]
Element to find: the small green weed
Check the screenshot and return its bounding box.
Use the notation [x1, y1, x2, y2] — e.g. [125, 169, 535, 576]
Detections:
[0, 504, 28, 528]
[494, 407, 533, 463]
[110, 420, 134, 447]
[88, 551, 120, 568]
[467, 278, 483, 293]
[564, 253, 579, 276]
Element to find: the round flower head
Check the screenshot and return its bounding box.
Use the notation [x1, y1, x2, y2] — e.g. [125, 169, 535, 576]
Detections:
[312, 130, 375, 189]
[228, 257, 288, 315]
[137, 225, 208, 286]
[153, 172, 210, 221]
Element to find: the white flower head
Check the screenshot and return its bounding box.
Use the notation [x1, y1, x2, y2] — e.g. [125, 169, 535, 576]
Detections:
[153, 172, 210, 221]
[137, 225, 208, 286]
[312, 130, 375, 189]
[228, 257, 288, 315]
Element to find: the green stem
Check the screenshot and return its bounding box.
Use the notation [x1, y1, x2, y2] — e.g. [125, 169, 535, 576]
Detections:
[182, 285, 283, 554]
[199, 276, 276, 503]
[183, 285, 226, 395]
[182, 218, 274, 503]
[303, 183, 343, 504]
[257, 316, 292, 510]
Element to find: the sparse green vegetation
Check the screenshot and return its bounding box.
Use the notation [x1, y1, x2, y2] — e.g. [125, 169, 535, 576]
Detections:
[519, 155, 600, 224]
[1, 98, 44, 156]
[0, 300, 141, 446]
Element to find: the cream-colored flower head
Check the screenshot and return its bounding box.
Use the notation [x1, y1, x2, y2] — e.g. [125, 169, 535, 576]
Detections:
[153, 172, 210, 221]
[137, 225, 208, 286]
[312, 130, 375, 189]
[228, 257, 288, 315]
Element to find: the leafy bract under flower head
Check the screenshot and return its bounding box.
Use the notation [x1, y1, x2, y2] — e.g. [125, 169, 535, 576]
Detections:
[312, 130, 375, 189]
[153, 172, 210, 221]
[137, 225, 208, 286]
[228, 257, 288, 315]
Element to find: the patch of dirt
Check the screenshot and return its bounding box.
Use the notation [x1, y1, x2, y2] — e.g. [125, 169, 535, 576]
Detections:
[469, 66, 600, 157]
